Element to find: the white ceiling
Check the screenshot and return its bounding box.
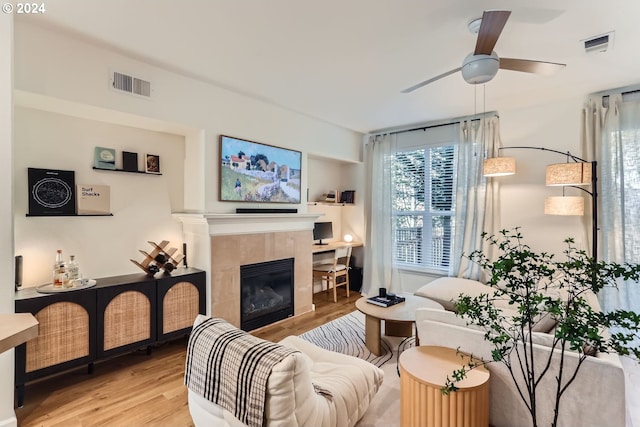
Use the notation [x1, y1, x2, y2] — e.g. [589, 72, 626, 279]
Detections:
[21, 0, 640, 134]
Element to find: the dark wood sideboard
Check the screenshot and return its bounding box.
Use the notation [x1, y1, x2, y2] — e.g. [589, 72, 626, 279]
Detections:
[14, 267, 206, 407]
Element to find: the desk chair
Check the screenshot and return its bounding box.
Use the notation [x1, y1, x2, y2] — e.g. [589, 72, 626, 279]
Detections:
[312, 246, 352, 303]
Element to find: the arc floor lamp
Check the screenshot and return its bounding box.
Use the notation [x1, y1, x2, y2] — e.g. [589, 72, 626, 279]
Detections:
[483, 146, 598, 262]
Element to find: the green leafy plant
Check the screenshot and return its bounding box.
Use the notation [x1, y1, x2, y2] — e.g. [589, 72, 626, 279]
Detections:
[444, 228, 640, 427]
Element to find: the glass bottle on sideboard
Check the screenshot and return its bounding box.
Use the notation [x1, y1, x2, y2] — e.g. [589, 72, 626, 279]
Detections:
[53, 250, 67, 287]
[68, 255, 79, 281]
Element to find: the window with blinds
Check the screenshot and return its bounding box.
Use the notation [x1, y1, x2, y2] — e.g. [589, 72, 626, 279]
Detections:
[390, 144, 457, 272]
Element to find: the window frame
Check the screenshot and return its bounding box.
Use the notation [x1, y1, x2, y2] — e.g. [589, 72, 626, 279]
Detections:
[390, 141, 458, 274]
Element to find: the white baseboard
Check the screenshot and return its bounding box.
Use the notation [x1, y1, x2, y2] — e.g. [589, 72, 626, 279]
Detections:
[0, 415, 17, 427]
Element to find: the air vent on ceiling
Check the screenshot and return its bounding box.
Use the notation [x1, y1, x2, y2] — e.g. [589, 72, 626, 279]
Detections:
[111, 71, 152, 98]
[583, 31, 614, 54]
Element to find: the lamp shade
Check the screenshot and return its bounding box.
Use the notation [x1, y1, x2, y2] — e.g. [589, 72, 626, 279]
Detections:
[544, 196, 584, 216]
[483, 157, 516, 177]
[546, 163, 591, 186]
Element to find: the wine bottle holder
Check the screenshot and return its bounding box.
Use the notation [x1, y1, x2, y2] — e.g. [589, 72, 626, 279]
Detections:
[130, 240, 185, 276]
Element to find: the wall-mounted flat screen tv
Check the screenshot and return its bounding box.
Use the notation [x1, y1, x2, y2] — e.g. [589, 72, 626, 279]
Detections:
[219, 135, 302, 204]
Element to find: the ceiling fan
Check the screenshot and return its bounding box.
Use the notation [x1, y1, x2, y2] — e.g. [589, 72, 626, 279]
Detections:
[401, 10, 566, 93]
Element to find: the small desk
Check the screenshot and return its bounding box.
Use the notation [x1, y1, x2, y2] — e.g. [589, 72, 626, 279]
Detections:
[312, 241, 363, 254]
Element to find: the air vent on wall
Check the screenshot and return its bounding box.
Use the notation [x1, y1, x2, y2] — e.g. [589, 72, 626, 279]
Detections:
[583, 31, 614, 54]
[111, 71, 152, 97]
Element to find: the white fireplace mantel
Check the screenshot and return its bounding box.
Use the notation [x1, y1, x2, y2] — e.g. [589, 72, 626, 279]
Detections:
[173, 212, 323, 236]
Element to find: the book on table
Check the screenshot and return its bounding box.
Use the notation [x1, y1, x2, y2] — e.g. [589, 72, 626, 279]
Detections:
[366, 295, 406, 307]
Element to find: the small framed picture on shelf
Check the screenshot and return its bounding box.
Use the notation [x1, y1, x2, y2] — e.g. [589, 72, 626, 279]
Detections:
[94, 147, 116, 170]
[145, 154, 160, 174]
[28, 168, 76, 215]
[122, 151, 139, 172]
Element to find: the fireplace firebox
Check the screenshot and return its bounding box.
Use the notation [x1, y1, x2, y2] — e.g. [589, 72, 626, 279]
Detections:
[240, 258, 294, 331]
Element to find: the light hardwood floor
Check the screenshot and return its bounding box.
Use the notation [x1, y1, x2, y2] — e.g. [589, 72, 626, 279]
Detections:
[15, 290, 361, 427]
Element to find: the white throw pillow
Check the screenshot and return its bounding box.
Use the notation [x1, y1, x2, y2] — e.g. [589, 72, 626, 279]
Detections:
[414, 277, 495, 311]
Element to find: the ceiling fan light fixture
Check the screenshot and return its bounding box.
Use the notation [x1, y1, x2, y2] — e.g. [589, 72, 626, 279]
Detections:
[462, 52, 499, 84]
[468, 17, 482, 34]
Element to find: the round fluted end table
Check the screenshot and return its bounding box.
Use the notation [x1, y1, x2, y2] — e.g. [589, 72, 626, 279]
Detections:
[399, 345, 490, 427]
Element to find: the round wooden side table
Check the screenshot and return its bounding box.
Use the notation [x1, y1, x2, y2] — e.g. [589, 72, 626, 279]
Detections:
[399, 346, 490, 427]
[355, 294, 444, 356]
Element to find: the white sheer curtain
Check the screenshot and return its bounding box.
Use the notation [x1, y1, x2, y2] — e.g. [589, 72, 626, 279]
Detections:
[449, 116, 500, 279]
[362, 116, 500, 295]
[583, 92, 640, 313]
[362, 134, 401, 296]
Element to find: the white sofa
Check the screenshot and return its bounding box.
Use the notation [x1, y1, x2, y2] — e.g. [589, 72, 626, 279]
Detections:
[414, 277, 626, 427]
[187, 315, 384, 427]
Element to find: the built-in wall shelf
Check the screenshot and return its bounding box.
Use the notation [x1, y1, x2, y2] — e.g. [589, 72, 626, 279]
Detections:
[26, 213, 113, 217]
[308, 202, 355, 207]
[92, 167, 162, 176]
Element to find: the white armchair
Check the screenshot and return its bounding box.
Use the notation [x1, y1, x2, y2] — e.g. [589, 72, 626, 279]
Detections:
[186, 315, 384, 427]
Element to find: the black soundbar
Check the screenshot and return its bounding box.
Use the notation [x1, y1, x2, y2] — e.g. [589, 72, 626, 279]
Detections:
[236, 208, 298, 214]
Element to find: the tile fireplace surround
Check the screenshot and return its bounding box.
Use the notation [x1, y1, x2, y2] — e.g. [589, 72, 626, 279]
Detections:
[174, 213, 321, 328]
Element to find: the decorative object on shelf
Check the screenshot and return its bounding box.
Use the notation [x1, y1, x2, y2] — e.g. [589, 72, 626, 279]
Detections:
[145, 153, 161, 174]
[130, 240, 184, 276]
[339, 190, 356, 204]
[94, 147, 116, 170]
[325, 190, 337, 203]
[182, 243, 188, 268]
[15, 255, 23, 291]
[76, 184, 111, 215]
[122, 151, 139, 172]
[343, 234, 353, 243]
[219, 135, 302, 204]
[28, 168, 76, 216]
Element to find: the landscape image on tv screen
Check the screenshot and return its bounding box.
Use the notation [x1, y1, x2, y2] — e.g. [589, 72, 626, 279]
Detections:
[219, 135, 302, 204]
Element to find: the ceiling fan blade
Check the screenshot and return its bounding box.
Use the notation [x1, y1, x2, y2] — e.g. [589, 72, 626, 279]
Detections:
[401, 67, 462, 93]
[499, 58, 566, 75]
[474, 10, 511, 55]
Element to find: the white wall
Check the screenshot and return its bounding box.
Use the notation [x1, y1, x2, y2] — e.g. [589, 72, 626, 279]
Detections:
[1, 12, 17, 427]
[499, 96, 589, 253]
[14, 107, 186, 287]
[14, 21, 363, 214]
